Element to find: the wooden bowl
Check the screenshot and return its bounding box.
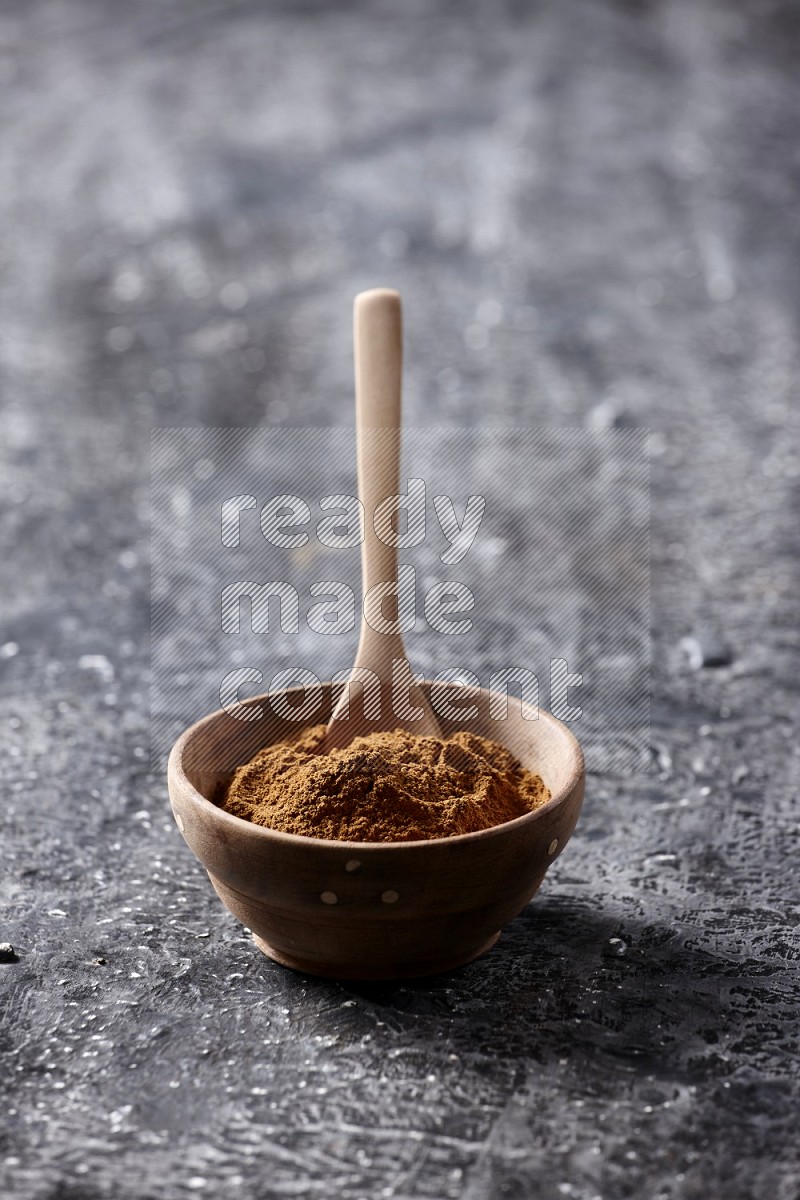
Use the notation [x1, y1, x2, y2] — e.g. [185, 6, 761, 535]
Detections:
[167, 683, 584, 980]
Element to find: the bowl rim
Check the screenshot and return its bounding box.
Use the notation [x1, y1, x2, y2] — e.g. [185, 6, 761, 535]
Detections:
[168, 684, 585, 852]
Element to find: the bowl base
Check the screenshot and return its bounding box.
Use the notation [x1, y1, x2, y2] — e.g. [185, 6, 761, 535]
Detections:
[252, 931, 501, 981]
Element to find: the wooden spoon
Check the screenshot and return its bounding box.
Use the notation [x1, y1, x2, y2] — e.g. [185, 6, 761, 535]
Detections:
[324, 289, 442, 751]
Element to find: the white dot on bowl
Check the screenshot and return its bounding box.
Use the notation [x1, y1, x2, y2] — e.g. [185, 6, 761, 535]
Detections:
[175, 813, 185, 834]
[320, 891, 338, 905]
[548, 838, 558, 855]
[345, 860, 362, 873]
[381, 890, 399, 905]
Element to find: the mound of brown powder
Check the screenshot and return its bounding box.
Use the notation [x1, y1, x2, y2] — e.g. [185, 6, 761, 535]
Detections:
[220, 725, 550, 842]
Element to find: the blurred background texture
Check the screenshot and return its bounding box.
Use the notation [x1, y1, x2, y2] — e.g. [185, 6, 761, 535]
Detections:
[1, 3, 798, 1199]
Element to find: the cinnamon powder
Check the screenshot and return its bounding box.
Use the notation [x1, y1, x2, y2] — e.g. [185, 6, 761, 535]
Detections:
[220, 725, 550, 842]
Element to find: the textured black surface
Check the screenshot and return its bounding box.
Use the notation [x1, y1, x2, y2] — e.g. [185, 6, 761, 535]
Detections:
[1, 2, 799, 1198]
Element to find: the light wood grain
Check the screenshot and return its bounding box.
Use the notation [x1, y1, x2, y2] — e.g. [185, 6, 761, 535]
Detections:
[325, 289, 441, 750]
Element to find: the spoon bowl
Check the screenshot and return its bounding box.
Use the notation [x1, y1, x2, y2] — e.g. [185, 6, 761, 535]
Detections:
[167, 681, 584, 980]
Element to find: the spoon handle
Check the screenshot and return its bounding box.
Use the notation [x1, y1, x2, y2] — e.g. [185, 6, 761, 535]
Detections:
[355, 288, 403, 603]
[325, 288, 442, 743]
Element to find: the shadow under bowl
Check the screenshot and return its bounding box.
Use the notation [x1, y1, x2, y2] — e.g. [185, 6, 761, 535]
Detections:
[167, 683, 585, 981]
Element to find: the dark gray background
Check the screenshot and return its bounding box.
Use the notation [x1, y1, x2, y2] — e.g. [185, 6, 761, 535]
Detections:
[1, 2, 798, 1198]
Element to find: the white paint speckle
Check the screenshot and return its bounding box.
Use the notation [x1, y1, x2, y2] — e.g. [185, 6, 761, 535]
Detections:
[320, 891, 338, 905]
[78, 654, 115, 682]
[381, 890, 399, 904]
